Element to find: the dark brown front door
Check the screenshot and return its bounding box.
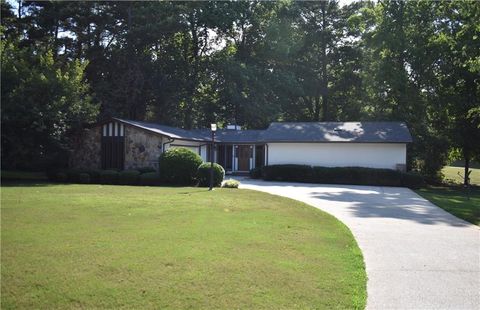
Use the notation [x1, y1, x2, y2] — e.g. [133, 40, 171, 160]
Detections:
[237, 146, 251, 171]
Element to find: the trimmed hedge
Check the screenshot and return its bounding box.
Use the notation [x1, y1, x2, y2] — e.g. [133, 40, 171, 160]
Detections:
[249, 167, 262, 179]
[262, 164, 313, 182]
[401, 172, 424, 189]
[260, 165, 424, 189]
[159, 148, 203, 185]
[99, 170, 119, 184]
[137, 167, 156, 174]
[197, 162, 225, 187]
[78, 173, 91, 184]
[139, 172, 161, 186]
[55, 171, 67, 183]
[118, 170, 141, 185]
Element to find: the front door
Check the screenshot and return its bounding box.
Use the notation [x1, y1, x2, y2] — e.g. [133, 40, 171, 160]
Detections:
[237, 146, 251, 171]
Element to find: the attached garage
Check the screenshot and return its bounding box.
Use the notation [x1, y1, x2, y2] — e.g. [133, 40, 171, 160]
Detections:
[261, 122, 411, 171]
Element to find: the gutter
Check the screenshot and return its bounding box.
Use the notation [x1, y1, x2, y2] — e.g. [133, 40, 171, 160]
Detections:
[162, 137, 175, 153]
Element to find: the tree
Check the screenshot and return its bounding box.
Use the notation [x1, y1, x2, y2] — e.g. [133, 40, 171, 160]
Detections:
[1, 38, 98, 169]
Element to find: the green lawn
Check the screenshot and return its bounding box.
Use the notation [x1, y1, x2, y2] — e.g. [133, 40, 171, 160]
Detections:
[1, 183, 366, 309]
[416, 187, 480, 225]
[442, 166, 480, 185]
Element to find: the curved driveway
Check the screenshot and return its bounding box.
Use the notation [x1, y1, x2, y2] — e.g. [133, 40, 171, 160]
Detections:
[239, 179, 480, 309]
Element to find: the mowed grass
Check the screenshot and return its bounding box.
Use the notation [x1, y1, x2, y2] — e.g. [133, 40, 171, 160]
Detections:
[416, 187, 480, 225]
[442, 166, 480, 185]
[1, 183, 366, 309]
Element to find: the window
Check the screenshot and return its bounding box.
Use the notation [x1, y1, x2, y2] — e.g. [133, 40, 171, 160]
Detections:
[101, 122, 125, 170]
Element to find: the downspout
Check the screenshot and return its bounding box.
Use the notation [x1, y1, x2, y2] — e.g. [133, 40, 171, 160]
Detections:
[265, 143, 269, 166]
[162, 137, 175, 153]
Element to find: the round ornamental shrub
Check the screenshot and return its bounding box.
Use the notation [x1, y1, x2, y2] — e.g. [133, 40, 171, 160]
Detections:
[55, 171, 68, 183]
[118, 170, 141, 185]
[197, 162, 225, 187]
[222, 179, 239, 188]
[99, 170, 119, 185]
[158, 148, 203, 185]
[78, 173, 91, 184]
[139, 172, 161, 186]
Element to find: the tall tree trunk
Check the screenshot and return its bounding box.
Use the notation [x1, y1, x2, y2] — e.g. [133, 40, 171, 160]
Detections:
[320, 1, 329, 121]
[464, 148, 470, 186]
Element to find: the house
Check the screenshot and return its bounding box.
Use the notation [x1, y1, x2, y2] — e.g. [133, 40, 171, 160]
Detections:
[70, 118, 412, 173]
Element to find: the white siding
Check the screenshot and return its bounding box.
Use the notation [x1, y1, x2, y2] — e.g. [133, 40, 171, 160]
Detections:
[267, 143, 406, 170]
[164, 139, 205, 160]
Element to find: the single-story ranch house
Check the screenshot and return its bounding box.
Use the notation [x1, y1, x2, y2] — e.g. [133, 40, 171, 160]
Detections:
[71, 118, 412, 174]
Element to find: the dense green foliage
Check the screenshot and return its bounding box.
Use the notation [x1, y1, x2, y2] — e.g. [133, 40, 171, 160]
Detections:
[197, 162, 225, 187]
[139, 172, 162, 186]
[261, 165, 424, 189]
[99, 170, 119, 185]
[1, 184, 366, 308]
[1, 1, 479, 182]
[158, 148, 203, 185]
[118, 170, 141, 185]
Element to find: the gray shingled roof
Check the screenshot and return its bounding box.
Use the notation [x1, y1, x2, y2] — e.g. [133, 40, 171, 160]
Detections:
[259, 122, 412, 143]
[114, 118, 208, 141]
[113, 118, 412, 143]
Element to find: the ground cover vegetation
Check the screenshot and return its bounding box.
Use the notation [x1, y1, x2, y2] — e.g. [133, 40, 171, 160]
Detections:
[416, 187, 480, 225]
[1, 0, 479, 185]
[1, 183, 367, 309]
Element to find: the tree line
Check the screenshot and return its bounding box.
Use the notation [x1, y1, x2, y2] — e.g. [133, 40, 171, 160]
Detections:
[1, 0, 479, 183]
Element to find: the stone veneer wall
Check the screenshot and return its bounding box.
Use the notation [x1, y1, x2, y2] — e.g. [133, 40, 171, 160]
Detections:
[70, 126, 101, 169]
[124, 125, 163, 170]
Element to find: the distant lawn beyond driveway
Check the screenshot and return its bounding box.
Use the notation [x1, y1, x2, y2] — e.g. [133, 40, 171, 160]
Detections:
[416, 187, 480, 225]
[1, 183, 366, 309]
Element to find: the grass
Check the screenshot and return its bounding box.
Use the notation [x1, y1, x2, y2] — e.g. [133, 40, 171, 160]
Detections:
[416, 187, 480, 225]
[1, 183, 366, 309]
[442, 166, 480, 185]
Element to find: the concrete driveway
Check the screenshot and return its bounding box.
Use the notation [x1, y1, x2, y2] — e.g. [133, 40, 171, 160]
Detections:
[239, 179, 480, 309]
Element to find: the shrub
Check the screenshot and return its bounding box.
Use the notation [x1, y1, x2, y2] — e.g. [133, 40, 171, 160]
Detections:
[118, 170, 141, 185]
[136, 166, 156, 174]
[99, 170, 119, 184]
[312, 167, 403, 187]
[401, 172, 424, 189]
[139, 172, 161, 186]
[249, 167, 262, 179]
[197, 162, 225, 187]
[66, 168, 84, 183]
[78, 173, 91, 184]
[222, 179, 239, 188]
[81, 169, 101, 183]
[158, 148, 203, 185]
[55, 171, 67, 183]
[261, 164, 422, 188]
[262, 165, 313, 182]
[47, 167, 64, 181]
